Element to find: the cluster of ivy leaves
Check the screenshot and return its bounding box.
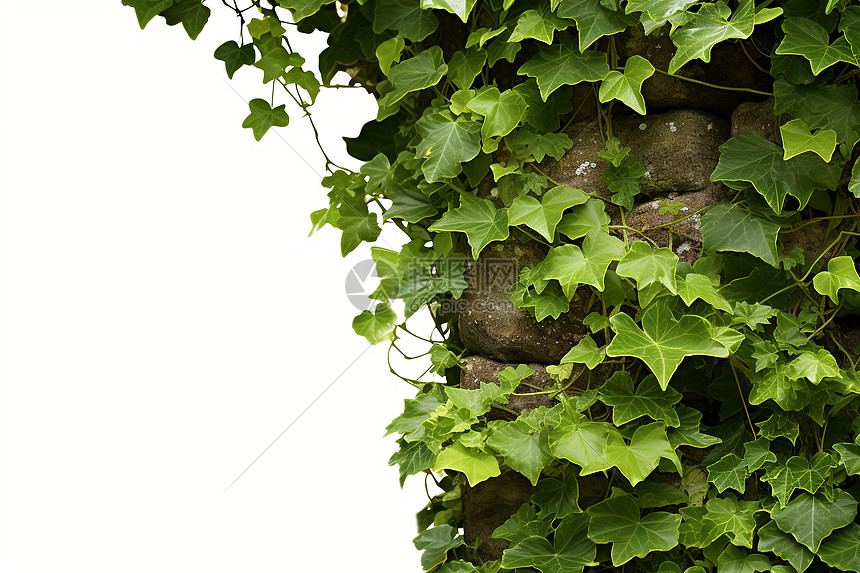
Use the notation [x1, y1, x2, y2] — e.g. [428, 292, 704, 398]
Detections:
[125, 0, 860, 571]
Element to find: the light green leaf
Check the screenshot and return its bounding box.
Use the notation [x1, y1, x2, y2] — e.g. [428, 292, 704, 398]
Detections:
[748, 362, 811, 411]
[757, 412, 800, 445]
[676, 273, 733, 312]
[557, 0, 637, 51]
[433, 441, 501, 486]
[668, 0, 754, 73]
[509, 6, 570, 44]
[716, 545, 771, 573]
[587, 495, 681, 566]
[606, 301, 730, 389]
[818, 523, 860, 572]
[373, 0, 439, 42]
[762, 452, 837, 507]
[378, 46, 448, 112]
[413, 525, 465, 570]
[703, 497, 759, 549]
[560, 335, 606, 369]
[277, 0, 335, 21]
[743, 438, 776, 472]
[466, 87, 528, 140]
[787, 349, 841, 384]
[625, 0, 697, 22]
[700, 201, 780, 266]
[834, 442, 860, 475]
[598, 55, 655, 115]
[616, 241, 679, 294]
[493, 503, 554, 545]
[757, 521, 814, 573]
[428, 194, 509, 259]
[813, 256, 860, 304]
[448, 47, 487, 91]
[214, 41, 256, 79]
[254, 46, 304, 83]
[775, 17, 856, 75]
[416, 111, 482, 183]
[679, 506, 720, 548]
[774, 79, 860, 149]
[487, 416, 553, 485]
[710, 132, 841, 214]
[466, 26, 506, 48]
[508, 185, 588, 242]
[389, 440, 437, 486]
[770, 490, 858, 552]
[376, 36, 405, 76]
[421, 0, 477, 22]
[517, 35, 610, 100]
[502, 517, 597, 573]
[352, 303, 397, 344]
[242, 98, 289, 141]
[779, 118, 838, 161]
[530, 472, 582, 518]
[386, 393, 443, 442]
[557, 198, 611, 240]
[437, 561, 476, 573]
[598, 371, 682, 427]
[541, 229, 626, 298]
[706, 453, 748, 494]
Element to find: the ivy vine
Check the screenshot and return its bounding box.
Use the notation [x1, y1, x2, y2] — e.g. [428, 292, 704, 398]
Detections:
[125, 0, 860, 571]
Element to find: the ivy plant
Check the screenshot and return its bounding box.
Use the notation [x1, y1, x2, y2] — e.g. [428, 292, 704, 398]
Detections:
[125, 0, 860, 571]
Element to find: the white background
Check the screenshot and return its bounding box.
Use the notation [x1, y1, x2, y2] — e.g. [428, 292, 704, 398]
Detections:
[0, 2, 434, 571]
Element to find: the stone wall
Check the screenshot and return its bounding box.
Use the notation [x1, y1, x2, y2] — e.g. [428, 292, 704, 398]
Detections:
[455, 33, 783, 562]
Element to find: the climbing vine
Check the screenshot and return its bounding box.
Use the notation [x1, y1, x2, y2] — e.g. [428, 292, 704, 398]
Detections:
[125, 0, 860, 571]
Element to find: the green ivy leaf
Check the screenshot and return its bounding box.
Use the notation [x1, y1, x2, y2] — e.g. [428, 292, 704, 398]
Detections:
[743, 437, 776, 472]
[818, 523, 860, 572]
[762, 452, 837, 507]
[706, 453, 748, 494]
[813, 256, 860, 304]
[254, 46, 304, 83]
[448, 47, 487, 91]
[509, 129, 574, 162]
[421, 0, 477, 23]
[466, 87, 528, 141]
[509, 6, 571, 44]
[242, 98, 289, 141]
[413, 524, 465, 570]
[757, 412, 800, 445]
[779, 118, 838, 161]
[700, 201, 780, 266]
[679, 506, 720, 548]
[433, 441, 501, 486]
[775, 17, 856, 75]
[122, 0, 175, 28]
[834, 442, 860, 475]
[560, 335, 606, 369]
[676, 273, 733, 312]
[160, 0, 210, 39]
[373, 0, 439, 42]
[557, 198, 611, 239]
[352, 303, 397, 344]
[416, 110, 482, 183]
[668, 0, 755, 73]
[557, 0, 637, 51]
[487, 415, 553, 485]
[668, 405, 722, 448]
[770, 490, 858, 552]
[214, 41, 256, 79]
[517, 35, 610, 100]
[587, 495, 681, 566]
[716, 545, 771, 573]
[541, 230, 626, 298]
[840, 5, 860, 60]
[598, 371, 682, 427]
[774, 78, 860, 149]
[604, 155, 645, 211]
[787, 349, 841, 384]
[625, 0, 697, 22]
[428, 194, 509, 259]
[598, 55, 655, 115]
[493, 504, 554, 545]
[606, 301, 730, 389]
[703, 497, 759, 549]
[530, 472, 582, 518]
[386, 393, 443, 442]
[389, 439, 437, 486]
[748, 362, 811, 412]
[711, 132, 840, 214]
[508, 185, 588, 242]
[616, 241, 679, 294]
[756, 521, 814, 573]
[502, 517, 597, 573]
[379, 46, 449, 113]
[277, 0, 335, 21]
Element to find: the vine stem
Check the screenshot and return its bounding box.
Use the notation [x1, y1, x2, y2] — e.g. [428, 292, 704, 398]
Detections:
[652, 68, 774, 96]
[729, 355, 757, 438]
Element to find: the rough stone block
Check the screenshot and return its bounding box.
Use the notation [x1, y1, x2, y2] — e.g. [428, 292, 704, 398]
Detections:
[731, 97, 780, 142]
